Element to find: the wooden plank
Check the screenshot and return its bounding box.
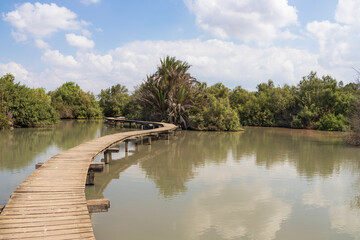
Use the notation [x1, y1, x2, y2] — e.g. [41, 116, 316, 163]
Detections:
[87, 199, 110, 213]
[0, 121, 177, 239]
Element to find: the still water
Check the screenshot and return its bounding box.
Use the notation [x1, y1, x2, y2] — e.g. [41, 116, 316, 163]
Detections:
[1, 121, 360, 240]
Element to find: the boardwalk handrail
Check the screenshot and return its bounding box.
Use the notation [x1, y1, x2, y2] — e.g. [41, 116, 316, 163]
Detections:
[0, 120, 177, 240]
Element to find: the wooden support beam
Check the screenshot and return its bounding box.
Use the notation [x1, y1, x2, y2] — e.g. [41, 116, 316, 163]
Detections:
[35, 162, 44, 169]
[125, 137, 138, 143]
[105, 147, 120, 153]
[160, 132, 170, 140]
[86, 172, 95, 185]
[125, 141, 128, 152]
[89, 162, 105, 172]
[103, 151, 112, 164]
[86, 163, 105, 185]
[87, 199, 110, 213]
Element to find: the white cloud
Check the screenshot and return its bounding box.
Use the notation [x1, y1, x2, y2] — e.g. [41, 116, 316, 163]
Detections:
[41, 50, 79, 68]
[31, 39, 327, 93]
[3, 2, 86, 45]
[307, 0, 360, 78]
[335, 0, 360, 25]
[35, 39, 50, 49]
[110, 39, 323, 89]
[66, 33, 94, 49]
[82, 29, 92, 38]
[184, 0, 298, 44]
[81, 0, 101, 5]
[0, 62, 36, 87]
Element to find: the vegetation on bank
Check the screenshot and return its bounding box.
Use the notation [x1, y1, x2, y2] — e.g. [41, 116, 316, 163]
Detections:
[0, 74, 57, 129]
[1, 56, 360, 139]
[49, 82, 102, 119]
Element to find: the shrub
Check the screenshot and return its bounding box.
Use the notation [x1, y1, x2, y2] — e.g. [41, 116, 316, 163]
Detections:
[50, 82, 102, 119]
[0, 74, 57, 127]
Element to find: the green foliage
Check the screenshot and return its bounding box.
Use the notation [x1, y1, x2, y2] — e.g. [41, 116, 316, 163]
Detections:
[50, 82, 102, 119]
[136, 56, 203, 128]
[346, 94, 360, 145]
[0, 74, 57, 128]
[292, 72, 354, 130]
[189, 94, 242, 131]
[98, 84, 130, 117]
[317, 114, 347, 131]
[230, 80, 296, 127]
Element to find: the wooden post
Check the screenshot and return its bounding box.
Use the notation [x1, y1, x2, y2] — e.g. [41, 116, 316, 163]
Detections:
[135, 141, 138, 152]
[141, 125, 144, 130]
[86, 172, 95, 185]
[86, 163, 105, 185]
[129, 122, 132, 128]
[35, 162, 44, 169]
[125, 141, 129, 152]
[103, 148, 118, 164]
[87, 199, 110, 213]
[125, 138, 137, 152]
[103, 151, 111, 164]
[148, 136, 151, 145]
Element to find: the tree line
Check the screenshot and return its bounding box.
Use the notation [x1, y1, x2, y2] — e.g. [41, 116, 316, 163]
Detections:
[1, 56, 359, 144]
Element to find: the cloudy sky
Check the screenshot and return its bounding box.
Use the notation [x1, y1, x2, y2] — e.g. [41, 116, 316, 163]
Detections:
[0, 0, 359, 93]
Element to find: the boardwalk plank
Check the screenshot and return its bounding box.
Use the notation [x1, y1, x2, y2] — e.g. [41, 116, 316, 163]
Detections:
[0, 121, 177, 239]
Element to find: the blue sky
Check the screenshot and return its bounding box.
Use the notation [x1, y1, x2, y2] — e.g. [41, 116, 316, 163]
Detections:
[0, 0, 359, 92]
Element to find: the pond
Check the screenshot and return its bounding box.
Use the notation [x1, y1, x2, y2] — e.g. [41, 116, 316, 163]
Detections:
[1, 121, 360, 239]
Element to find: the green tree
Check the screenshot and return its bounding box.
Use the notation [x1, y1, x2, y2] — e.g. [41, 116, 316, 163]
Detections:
[189, 95, 242, 131]
[0, 73, 57, 128]
[136, 56, 202, 128]
[230, 80, 295, 127]
[98, 84, 130, 117]
[291, 72, 355, 130]
[50, 82, 102, 119]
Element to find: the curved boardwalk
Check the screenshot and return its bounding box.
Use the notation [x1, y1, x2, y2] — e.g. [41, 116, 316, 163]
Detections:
[0, 120, 177, 239]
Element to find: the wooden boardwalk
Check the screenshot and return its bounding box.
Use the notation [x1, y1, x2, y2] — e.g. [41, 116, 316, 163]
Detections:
[0, 120, 177, 239]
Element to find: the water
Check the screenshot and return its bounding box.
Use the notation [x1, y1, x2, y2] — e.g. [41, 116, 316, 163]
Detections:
[1, 122, 360, 240]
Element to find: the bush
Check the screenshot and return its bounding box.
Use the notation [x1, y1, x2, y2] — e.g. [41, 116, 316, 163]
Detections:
[98, 84, 130, 117]
[0, 74, 57, 128]
[317, 114, 347, 131]
[50, 82, 102, 119]
[189, 95, 242, 131]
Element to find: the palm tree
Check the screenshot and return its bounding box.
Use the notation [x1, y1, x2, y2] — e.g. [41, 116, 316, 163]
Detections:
[136, 56, 202, 128]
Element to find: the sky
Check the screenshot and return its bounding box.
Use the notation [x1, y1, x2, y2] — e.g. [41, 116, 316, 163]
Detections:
[0, 0, 359, 93]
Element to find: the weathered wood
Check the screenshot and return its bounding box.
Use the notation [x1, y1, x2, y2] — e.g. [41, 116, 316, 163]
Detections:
[87, 199, 110, 213]
[103, 151, 111, 164]
[35, 162, 44, 169]
[86, 163, 104, 185]
[105, 147, 119, 153]
[89, 163, 104, 173]
[0, 120, 177, 239]
[125, 137, 138, 143]
[125, 141, 129, 152]
[36, 162, 104, 172]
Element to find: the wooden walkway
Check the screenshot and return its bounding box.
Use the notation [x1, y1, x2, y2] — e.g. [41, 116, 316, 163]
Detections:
[0, 120, 177, 239]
